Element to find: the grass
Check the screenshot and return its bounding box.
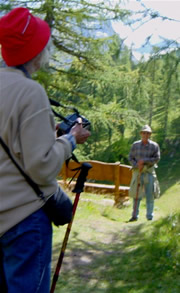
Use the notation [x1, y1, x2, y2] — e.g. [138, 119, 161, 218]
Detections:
[51, 161, 180, 293]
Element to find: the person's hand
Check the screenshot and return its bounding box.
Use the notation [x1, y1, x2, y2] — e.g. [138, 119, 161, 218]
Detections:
[70, 118, 91, 144]
[137, 160, 144, 171]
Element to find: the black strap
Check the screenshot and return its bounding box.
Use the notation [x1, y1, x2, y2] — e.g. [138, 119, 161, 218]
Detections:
[66, 153, 80, 169]
[15, 65, 31, 79]
[0, 137, 45, 201]
[65, 153, 83, 186]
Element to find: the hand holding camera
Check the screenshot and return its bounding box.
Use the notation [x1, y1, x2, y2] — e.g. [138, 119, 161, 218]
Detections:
[70, 117, 91, 144]
[50, 98, 91, 143]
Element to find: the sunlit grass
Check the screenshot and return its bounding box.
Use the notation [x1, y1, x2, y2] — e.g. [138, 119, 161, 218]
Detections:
[51, 177, 180, 292]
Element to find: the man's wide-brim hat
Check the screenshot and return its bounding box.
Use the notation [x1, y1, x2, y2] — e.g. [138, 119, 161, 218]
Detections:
[0, 7, 51, 66]
[140, 125, 152, 133]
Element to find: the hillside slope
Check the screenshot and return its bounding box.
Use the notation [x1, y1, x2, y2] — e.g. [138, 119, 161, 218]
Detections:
[52, 166, 180, 292]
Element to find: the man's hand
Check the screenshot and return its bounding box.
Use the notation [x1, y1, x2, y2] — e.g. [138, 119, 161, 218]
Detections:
[70, 118, 91, 144]
[137, 160, 144, 171]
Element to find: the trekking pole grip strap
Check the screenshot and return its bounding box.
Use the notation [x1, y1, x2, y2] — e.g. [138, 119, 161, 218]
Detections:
[72, 162, 92, 193]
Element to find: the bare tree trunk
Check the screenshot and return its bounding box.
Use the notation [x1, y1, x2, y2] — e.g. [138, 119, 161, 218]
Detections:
[148, 59, 156, 126]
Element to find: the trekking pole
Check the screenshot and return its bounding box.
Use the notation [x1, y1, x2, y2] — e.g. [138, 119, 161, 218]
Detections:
[50, 162, 92, 293]
[133, 170, 142, 219]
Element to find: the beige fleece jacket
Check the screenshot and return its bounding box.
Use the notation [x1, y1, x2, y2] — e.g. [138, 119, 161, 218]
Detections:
[0, 67, 72, 236]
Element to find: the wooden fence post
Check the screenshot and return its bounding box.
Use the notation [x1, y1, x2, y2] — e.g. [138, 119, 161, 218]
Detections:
[114, 162, 120, 206]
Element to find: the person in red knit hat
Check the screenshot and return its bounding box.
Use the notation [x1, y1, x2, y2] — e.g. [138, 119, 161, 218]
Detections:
[0, 7, 90, 293]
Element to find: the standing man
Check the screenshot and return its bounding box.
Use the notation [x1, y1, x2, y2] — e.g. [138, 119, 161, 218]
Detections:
[128, 125, 160, 221]
[0, 7, 90, 293]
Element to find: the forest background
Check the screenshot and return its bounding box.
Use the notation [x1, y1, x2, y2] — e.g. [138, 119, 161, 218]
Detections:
[0, 0, 180, 181]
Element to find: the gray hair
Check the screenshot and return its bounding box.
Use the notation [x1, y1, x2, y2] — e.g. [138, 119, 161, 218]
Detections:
[25, 38, 51, 72]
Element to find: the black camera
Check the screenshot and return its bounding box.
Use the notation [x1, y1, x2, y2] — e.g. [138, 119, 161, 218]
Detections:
[56, 112, 90, 136]
[49, 98, 91, 136]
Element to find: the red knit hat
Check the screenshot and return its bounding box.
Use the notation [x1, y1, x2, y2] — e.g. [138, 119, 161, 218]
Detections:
[0, 7, 51, 66]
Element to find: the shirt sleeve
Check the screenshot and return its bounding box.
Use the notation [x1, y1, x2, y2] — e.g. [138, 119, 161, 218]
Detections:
[128, 144, 137, 167]
[63, 134, 76, 152]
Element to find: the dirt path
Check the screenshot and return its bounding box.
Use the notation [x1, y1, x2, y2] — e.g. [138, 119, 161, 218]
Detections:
[52, 197, 145, 274]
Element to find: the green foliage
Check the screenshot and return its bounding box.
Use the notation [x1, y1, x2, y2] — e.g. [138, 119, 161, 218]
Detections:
[1, 1, 180, 163]
[170, 116, 180, 137]
[92, 138, 130, 164]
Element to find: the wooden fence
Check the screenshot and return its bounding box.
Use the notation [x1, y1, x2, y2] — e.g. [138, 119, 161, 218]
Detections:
[58, 160, 132, 206]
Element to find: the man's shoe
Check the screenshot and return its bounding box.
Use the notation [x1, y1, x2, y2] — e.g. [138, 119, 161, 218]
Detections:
[147, 218, 153, 221]
[129, 217, 138, 222]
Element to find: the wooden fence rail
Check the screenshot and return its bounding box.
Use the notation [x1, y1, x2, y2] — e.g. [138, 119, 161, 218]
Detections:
[58, 160, 132, 206]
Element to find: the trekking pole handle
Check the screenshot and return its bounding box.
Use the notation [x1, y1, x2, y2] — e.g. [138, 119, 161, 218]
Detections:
[72, 162, 92, 193]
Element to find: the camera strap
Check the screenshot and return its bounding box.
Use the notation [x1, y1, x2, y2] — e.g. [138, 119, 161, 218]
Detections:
[65, 153, 85, 186]
[0, 137, 45, 201]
